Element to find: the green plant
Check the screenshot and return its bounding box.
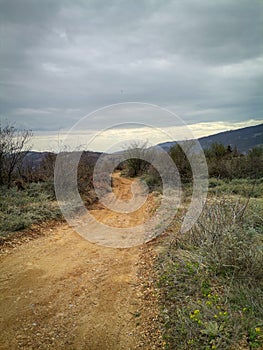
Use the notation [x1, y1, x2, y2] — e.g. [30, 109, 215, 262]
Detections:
[157, 196, 263, 349]
[0, 183, 62, 236]
[186, 198, 263, 279]
[141, 172, 162, 193]
[209, 178, 263, 198]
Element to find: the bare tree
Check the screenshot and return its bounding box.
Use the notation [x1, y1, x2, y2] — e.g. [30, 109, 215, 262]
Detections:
[0, 122, 32, 187]
[124, 141, 151, 176]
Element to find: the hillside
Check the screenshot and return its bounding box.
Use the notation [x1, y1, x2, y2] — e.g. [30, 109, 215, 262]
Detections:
[23, 150, 102, 169]
[158, 123, 263, 153]
[23, 124, 263, 165]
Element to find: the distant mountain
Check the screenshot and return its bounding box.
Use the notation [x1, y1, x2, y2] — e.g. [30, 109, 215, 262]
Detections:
[158, 123, 263, 153]
[22, 124, 263, 168]
[23, 151, 53, 169]
[23, 150, 102, 168]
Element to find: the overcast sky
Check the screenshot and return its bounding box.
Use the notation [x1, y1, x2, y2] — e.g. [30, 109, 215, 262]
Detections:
[0, 0, 262, 151]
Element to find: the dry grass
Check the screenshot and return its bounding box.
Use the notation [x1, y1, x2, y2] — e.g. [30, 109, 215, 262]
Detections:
[157, 196, 263, 349]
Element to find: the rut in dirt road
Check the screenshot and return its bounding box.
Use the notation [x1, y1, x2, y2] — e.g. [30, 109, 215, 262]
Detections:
[0, 173, 160, 350]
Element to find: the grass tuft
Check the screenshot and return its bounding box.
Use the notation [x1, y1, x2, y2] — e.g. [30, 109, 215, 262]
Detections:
[157, 197, 263, 349]
[0, 183, 61, 236]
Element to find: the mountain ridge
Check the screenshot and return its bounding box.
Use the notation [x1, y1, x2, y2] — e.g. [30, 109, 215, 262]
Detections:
[25, 123, 263, 167]
[158, 123, 263, 153]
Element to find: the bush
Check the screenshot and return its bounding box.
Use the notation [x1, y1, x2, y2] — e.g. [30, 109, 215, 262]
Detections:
[0, 183, 61, 236]
[169, 143, 193, 183]
[209, 178, 263, 198]
[141, 166, 163, 192]
[157, 197, 263, 349]
[205, 144, 263, 180]
[186, 198, 263, 279]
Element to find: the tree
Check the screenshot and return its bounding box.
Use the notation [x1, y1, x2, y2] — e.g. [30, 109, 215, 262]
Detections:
[0, 122, 32, 187]
[204, 142, 227, 160]
[247, 146, 263, 179]
[124, 141, 151, 177]
[204, 143, 232, 179]
[169, 142, 193, 183]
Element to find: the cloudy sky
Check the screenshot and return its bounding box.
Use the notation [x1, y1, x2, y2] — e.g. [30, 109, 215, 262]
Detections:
[0, 0, 262, 151]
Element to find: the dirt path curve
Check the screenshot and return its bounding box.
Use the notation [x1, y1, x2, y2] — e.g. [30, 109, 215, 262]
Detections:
[0, 173, 158, 350]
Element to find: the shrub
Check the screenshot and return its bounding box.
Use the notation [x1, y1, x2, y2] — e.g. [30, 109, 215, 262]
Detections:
[0, 183, 61, 236]
[186, 198, 263, 279]
[141, 166, 163, 192]
[157, 197, 263, 349]
[209, 178, 263, 198]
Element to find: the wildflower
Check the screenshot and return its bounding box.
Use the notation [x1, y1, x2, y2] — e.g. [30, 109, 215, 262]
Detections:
[255, 327, 261, 333]
[223, 311, 228, 316]
[242, 307, 247, 312]
[211, 346, 217, 349]
[194, 309, 200, 315]
[206, 301, 212, 306]
[214, 314, 218, 319]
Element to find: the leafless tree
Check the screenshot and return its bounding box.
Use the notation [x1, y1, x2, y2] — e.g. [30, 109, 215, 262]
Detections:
[124, 141, 152, 176]
[0, 122, 32, 187]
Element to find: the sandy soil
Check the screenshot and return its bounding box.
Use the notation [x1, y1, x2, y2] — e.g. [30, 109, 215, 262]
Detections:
[0, 173, 160, 350]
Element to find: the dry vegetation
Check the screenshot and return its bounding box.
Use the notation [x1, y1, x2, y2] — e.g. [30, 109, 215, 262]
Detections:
[156, 194, 263, 349]
[0, 126, 262, 349]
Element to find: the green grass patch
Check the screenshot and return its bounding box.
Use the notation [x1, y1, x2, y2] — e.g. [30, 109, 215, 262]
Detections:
[209, 177, 263, 198]
[0, 182, 62, 236]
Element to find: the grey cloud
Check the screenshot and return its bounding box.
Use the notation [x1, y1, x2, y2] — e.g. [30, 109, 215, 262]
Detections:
[156, 1, 263, 64]
[0, 0, 262, 132]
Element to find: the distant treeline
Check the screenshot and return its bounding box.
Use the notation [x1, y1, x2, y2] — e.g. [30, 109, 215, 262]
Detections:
[1, 122, 262, 192]
[169, 142, 263, 182]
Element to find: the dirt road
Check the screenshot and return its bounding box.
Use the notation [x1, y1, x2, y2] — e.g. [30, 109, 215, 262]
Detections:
[0, 173, 160, 350]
